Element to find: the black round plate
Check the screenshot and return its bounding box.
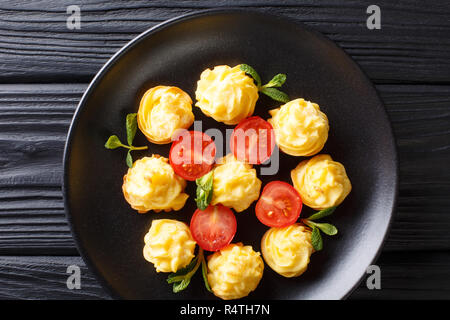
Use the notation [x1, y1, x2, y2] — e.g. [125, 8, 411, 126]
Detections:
[63, 9, 398, 300]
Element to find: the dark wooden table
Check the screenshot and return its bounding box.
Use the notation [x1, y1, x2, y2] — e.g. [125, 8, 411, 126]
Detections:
[0, 0, 449, 300]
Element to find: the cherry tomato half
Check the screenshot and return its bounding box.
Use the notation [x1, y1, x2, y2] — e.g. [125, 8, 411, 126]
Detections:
[190, 205, 237, 252]
[255, 181, 303, 228]
[169, 130, 216, 181]
[230, 116, 275, 165]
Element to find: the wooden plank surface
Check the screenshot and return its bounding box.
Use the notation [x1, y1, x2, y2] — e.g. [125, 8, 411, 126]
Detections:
[0, 84, 82, 255]
[0, 83, 449, 253]
[1, 251, 449, 299]
[0, 256, 109, 299]
[0, 0, 449, 83]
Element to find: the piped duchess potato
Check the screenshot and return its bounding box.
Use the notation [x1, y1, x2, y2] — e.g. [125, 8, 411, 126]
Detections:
[138, 86, 194, 144]
[261, 224, 314, 277]
[291, 154, 351, 210]
[210, 154, 262, 212]
[268, 98, 329, 156]
[195, 65, 258, 125]
[207, 243, 264, 300]
[122, 155, 189, 213]
[143, 219, 196, 273]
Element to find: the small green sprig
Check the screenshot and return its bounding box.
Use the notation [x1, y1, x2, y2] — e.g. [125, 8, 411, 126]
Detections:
[104, 113, 148, 168]
[301, 206, 338, 251]
[167, 248, 211, 293]
[201, 256, 213, 293]
[195, 171, 214, 210]
[240, 64, 289, 103]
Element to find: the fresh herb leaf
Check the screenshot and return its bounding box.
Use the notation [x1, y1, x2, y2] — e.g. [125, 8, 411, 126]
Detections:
[126, 113, 138, 146]
[241, 64, 290, 103]
[307, 207, 337, 221]
[311, 226, 323, 251]
[201, 258, 212, 293]
[305, 220, 337, 236]
[167, 257, 198, 283]
[167, 249, 206, 293]
[126, 150, 133, 168]
[104, 114, 148, 167]
[303, 206, 339, 251]
[195, 171, 214, 210]
[315, 222, 338, 236]
[262, 73, 286, 88]
[104, 135, 125, 149]
[197, 171, 214, 192]
[260, 87, 290, 103]
[173, 278, 190, 293]
[196, 187, 206, 209]
[240, 64, 261, 87]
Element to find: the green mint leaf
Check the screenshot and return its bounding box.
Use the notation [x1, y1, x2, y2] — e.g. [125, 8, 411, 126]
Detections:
[196, 193, 208, 211]
[307, 207, 337, 221]
[240, 64, 262, 87]
[311, 226, 323, 251]
[195, 171, 214, 210]
[260, 87, 290, 103]
[126, 113, 138, 146]
[172, 278, 191, 293]
[167, 257, 198, 283]
[104, 135, 125, 149]
[263, 73, 286, 88]
[201, 258, 212, 293]
[196, 188, 207, 211]
[126, 150, 133, 168]
[316, 223, 338, 236]
[306, 221, 338, 236]
[197, 170, 213, 190]
[129, 145, 148, 151]
[167, 249, 205, 294]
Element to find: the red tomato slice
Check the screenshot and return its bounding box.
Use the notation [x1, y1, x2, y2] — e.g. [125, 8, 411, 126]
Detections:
[255, 181, 303, 228]
[190, 205, 237, 251]
[169, 130, 216, 181]
[230, 116, 275, 165]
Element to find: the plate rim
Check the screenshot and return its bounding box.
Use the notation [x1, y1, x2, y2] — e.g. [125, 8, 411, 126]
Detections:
[62, 8, 399, 300]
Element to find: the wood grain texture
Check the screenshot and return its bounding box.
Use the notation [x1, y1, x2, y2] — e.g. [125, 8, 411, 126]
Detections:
[351, 251, 450, 299]
[0, 83, 449, 253]
[381, 84, 450, 251]
[1, 251, 449, 299]
[0, 0, 449, 83]
[0, 84, 84, 254]
[0, 256, 109, 299]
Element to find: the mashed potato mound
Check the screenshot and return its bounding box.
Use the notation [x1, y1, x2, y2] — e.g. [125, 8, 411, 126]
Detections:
[138, 86, 194, 144]
[195, 65, 258, 125]
[207, 243, 264, 300]
[143, 219, 196, 273]
[291, 154, 351, 209]
[122, 155, 189, 213]
[268, 98, 329, 156]
[211, 154, 261, 212]
[261, 224, 314, 278]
